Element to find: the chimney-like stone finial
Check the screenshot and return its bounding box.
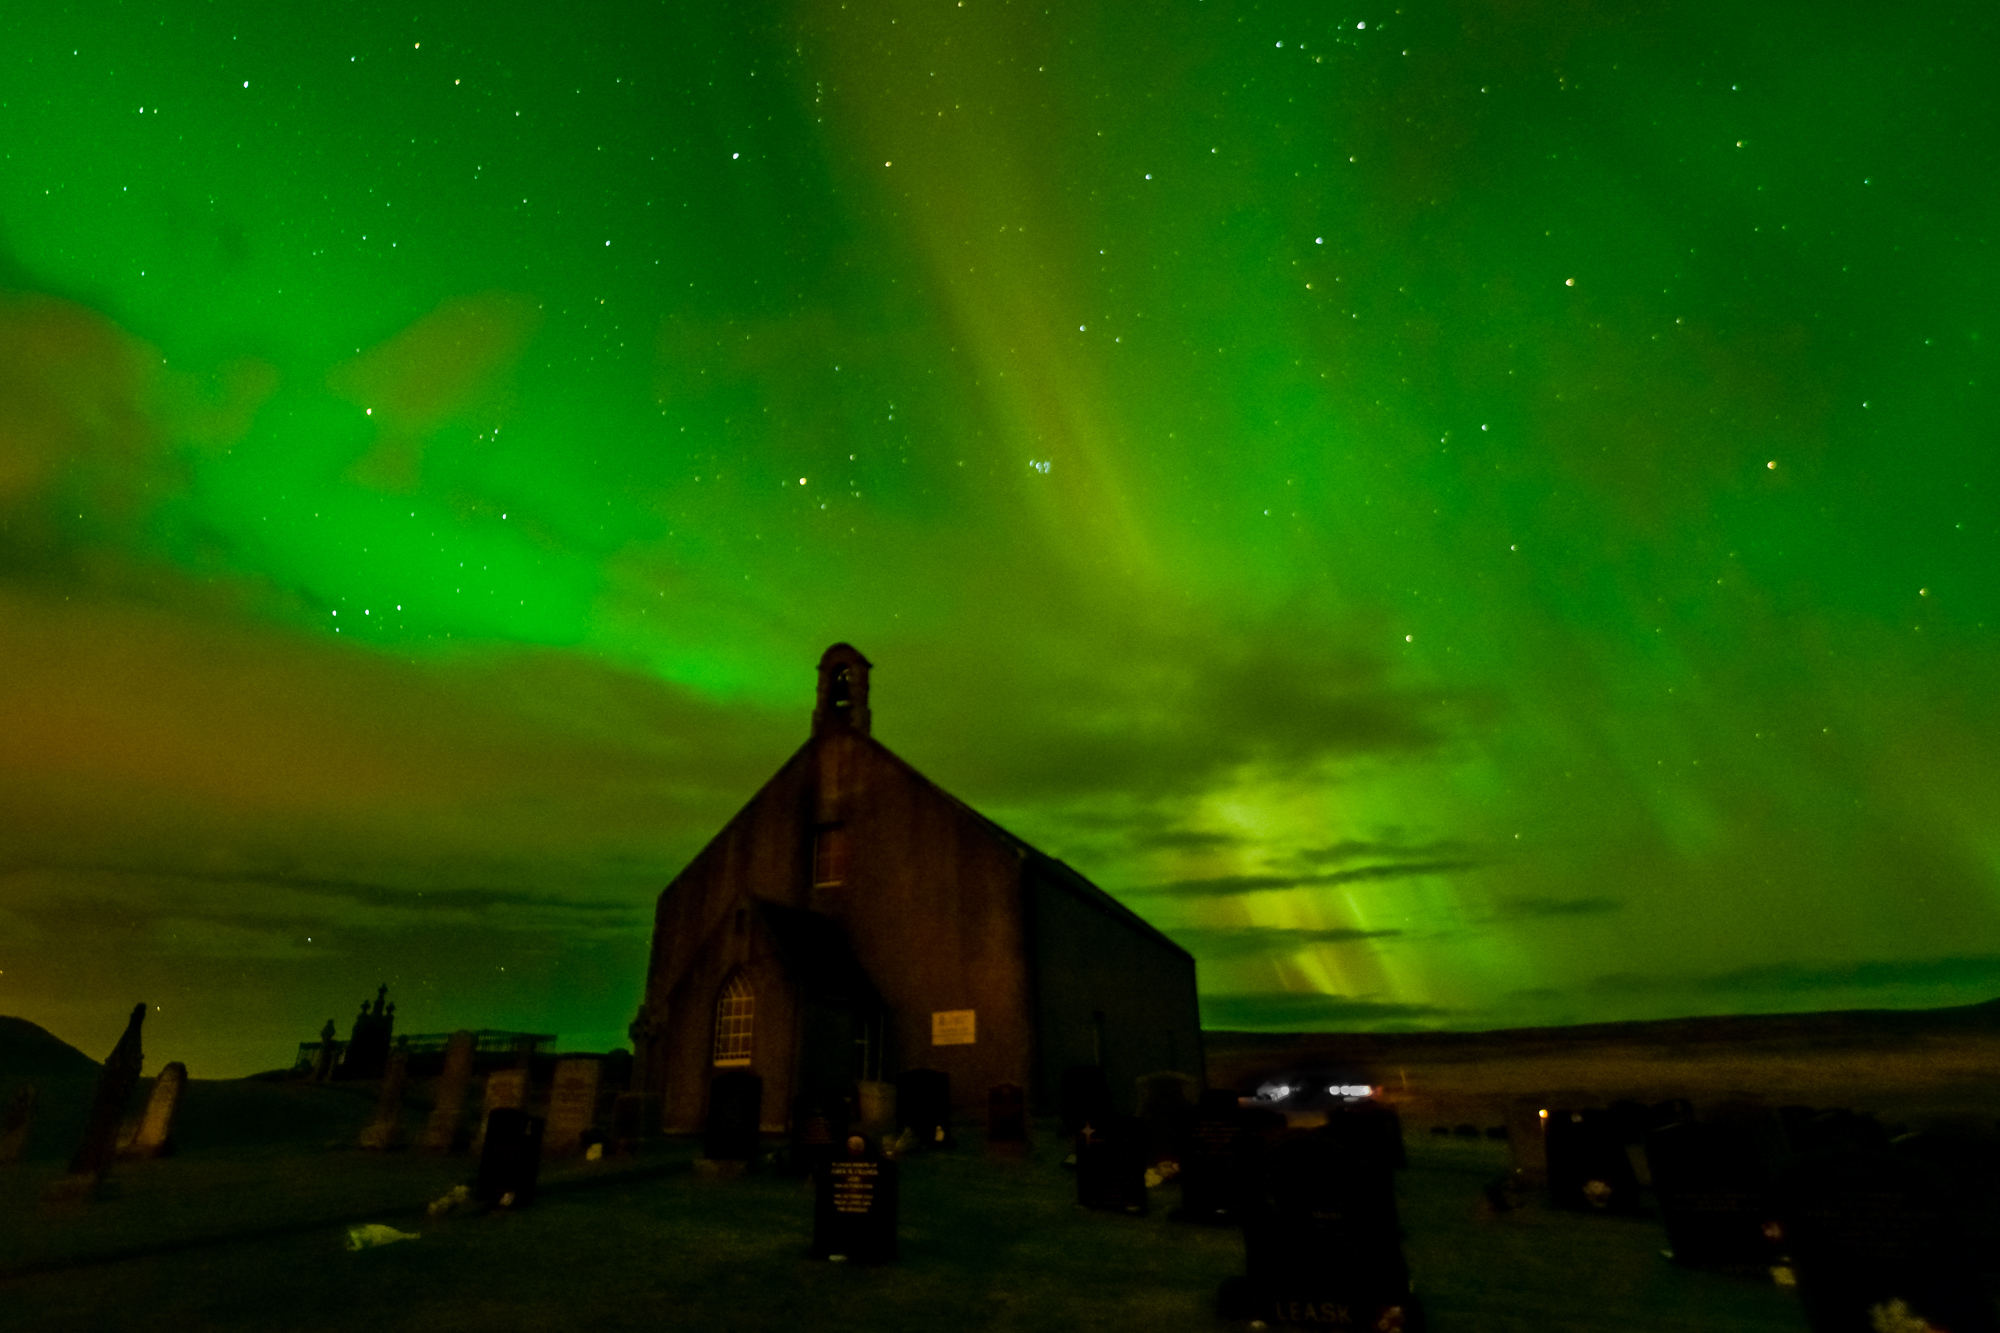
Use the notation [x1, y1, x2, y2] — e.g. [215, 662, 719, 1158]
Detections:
[812, 643, 872, 738]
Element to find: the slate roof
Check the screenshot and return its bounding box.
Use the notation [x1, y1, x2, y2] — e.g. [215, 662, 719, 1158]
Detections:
[861, 737, 1195, 964]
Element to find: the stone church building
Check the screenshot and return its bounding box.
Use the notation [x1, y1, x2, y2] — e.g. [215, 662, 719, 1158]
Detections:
[632, 644, 1204, 1135]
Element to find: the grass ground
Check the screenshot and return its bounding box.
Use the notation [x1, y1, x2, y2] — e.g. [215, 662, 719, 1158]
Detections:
[0, 1078, 1833, 1333]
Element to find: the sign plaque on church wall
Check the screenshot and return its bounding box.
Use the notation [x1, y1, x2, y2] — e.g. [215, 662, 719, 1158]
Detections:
[931, 1010, 976, 1046]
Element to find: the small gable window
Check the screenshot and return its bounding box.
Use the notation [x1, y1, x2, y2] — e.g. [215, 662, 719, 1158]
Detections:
[813, 825, 849, 888]
[712, 974, 753, 1067]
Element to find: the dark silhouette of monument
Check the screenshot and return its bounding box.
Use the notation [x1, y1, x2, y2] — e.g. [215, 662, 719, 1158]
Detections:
[68, 1003, 145, 1177]
[636, 644, 1204, 1139]
[339, 984, 396, 1080]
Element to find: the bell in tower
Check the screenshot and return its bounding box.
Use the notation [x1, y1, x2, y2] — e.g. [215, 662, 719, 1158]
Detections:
[812, 643, 873, 738]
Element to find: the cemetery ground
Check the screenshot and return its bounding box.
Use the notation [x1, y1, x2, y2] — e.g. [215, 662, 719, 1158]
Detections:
[0, 1076, 1835, 1333]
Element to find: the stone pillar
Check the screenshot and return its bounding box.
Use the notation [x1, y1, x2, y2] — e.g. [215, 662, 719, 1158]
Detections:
[422, 1030, 477, 1153]
[473, 1067, 529, 1155]
[68, 1003, 146, 1177]
[128, 1061, 187, 1158]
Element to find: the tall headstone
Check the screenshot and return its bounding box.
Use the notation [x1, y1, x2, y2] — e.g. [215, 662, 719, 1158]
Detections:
[472, 1067, 529, 1155]
[790, 1089, 850, 1180]
[1224, 1130, 1417, 1329]
[127, 1061, 187, 1158]
[544, 1057, 604, 1157]
[1060, 1064, 1113, 1136]
[474, 1107, 545, 1208]
[1646, 1120, 1781, 1271]
[812, 1134, 899, 1263]
[1075, 1113, 1149, 1215]
[422, 1030, 477, 1154]
[310, 1019, 339, 1082]
[68, 1003, 146, 1178]
[1135, 1071, 1199, 1166]
[1545, 1107, 1644, 1213]
[1777, 1148, 1997, 1333]
[854, 1079, 896, 1138]
[1172, 1089, 1253, 1225]
[704, 1070, 763, 1162]
[896, 1068, 951, 1148]
[358, 1050, 410, 1150]
[986, 1083, 1029, 1146]
[0, 1085, 38, 1164]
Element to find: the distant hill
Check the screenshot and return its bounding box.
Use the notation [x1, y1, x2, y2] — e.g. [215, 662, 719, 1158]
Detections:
[0, 1016, 101, 1081]
[1202, 994, 2000, 1070]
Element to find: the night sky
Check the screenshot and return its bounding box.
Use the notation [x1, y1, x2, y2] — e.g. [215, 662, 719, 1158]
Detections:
[3, 0, 1996, 1079]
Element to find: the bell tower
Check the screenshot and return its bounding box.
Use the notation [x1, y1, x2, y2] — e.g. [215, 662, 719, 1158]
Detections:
[812, 643, 873, 739]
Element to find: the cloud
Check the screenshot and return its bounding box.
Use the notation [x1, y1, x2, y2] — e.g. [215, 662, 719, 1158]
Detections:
[1290, 837, 1473, 867]
[1128, 859, 1479, 898]
[1582, 955, 2000, 1001]
[1199, 991, 1452, 1031]
[1479, 895, 1625, 922]
[1164, 923, 1404, 960]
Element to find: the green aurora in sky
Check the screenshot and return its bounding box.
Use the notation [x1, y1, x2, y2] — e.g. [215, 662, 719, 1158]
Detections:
[2, 0, 1996, 1077]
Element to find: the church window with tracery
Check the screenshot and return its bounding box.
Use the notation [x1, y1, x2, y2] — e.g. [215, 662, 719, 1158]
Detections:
[712, 974, 753, 1067]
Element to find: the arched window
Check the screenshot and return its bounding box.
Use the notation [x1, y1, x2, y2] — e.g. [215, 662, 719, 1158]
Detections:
[712, 974, 753, 1067]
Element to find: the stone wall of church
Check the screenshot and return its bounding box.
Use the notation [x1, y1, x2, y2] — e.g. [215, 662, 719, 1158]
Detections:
[1026, 863, 1205, 1116]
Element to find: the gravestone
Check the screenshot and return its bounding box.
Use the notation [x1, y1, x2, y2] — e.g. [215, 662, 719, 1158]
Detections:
[1224, 1130, 1418, 1329]
[358, 1050, 410, 1150]
[422, 1030, 477, 1153]
[1172, 1089, 1254, 1225]
[854, 1079, 896, 1138]
[67, 1003, 147, 1178]
[1060, 1064, 1114, 1135]
[1777, 1148, 1997, 1333]
[789, 1090, 849, 1181]
[1075, 1113, 1149, 1215]
[544, 1057, 603, 1157]
[812, 1134, 899, 1263]
[1135, 1070, 1199, 1166]
[1545, 1107, 1644, 1213]
[610, 1091, 647, 1154]
[896, 1068, 950, 1148]
[1321, 1102, 1406, 1170]
[127, 1061, 187, 1158]
[704, 1070, 763, 1162]
[472, 1067, 529, 1155]
[473, 1108, 545, 1208]
[986, 1083, 1028, 1146]
[310, 1019, 339, 1082]
[1, 1085, 38, 1163]
[1646, 1120, 1781, 1270]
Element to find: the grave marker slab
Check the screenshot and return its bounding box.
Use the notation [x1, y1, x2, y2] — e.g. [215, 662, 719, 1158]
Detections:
[789, 1090, 848, 1181]
[0, 1085, 36, 1164]
[68, 1003, 145, 1178]
[812, 1135, 899, 1263]
[986, 1082, 1028, 1145]
[1545, 1107, 1644, 1213]
[1060, 1064, 1113, 1136]
[544, 1057, 603, 1157]
[610, 1091, 646, 1153]
[1135, 1070, 1198, 1166]
[1172, 1089, 1252, 1225]
[358, 1050, 410, 1150]
[1075, 1114, 1148, 1215]
[1777, 1149, 1997, 1333]
[1229, 1131, 1418, 1330]
[421, 1030, 476, 1154]
[1646, 1121, 1780, 1271]
[704, 1070, 763, 1162]
[473, 1107, 544, 1207]
[127, 1061, 187, 1158]
[472, 1067, 529, 1154]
